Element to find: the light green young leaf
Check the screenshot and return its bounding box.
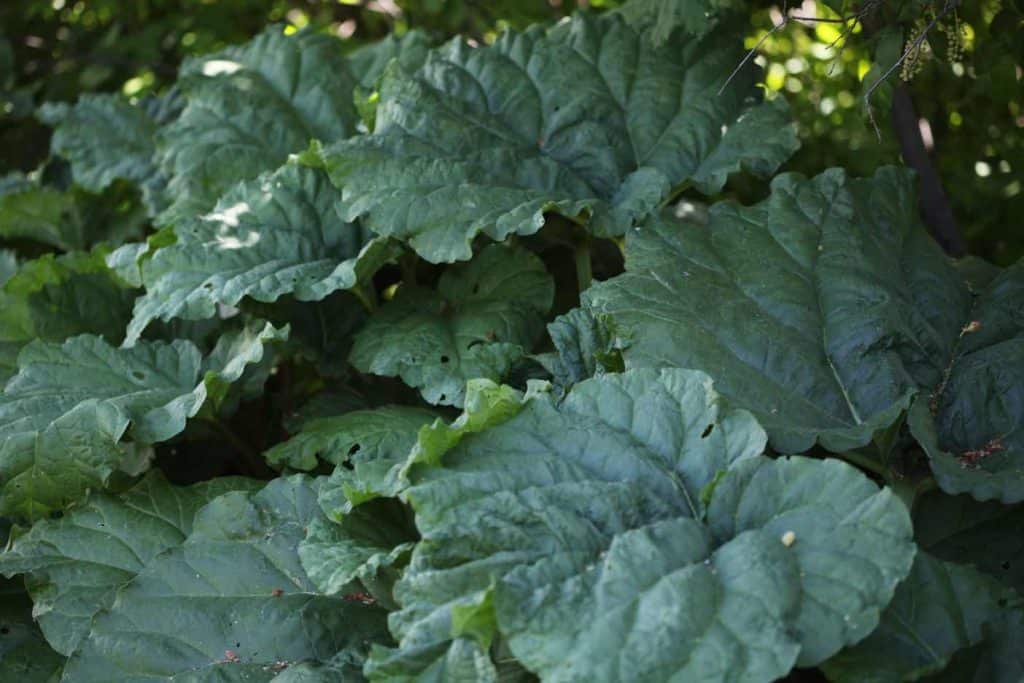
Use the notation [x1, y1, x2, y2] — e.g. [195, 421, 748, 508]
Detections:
[0, 322, 285, 518]
[127, 164, 397, 344]
[0, 472, 260, 655]
[158, 27, 360, 222]
[372, 368, 913, 681]
[586, 167, 970, 454]
[61, 476, 391, 683]
[821, 553, 1009, 682]
[350, 245, 554, 406]
[318, 13, 797, 263]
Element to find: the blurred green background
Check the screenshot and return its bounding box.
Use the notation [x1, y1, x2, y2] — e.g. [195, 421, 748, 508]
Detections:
[1, 0, 1021, 263]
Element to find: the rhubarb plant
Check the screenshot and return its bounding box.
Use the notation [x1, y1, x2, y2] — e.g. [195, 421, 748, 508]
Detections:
[0, 3, 1020, 682]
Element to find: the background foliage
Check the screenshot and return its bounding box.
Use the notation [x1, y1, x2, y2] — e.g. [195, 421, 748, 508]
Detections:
[0, 0, 1022, 681]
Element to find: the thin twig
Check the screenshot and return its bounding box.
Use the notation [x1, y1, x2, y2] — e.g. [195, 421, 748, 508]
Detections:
[718, 22, 786, 96]
[718, 6, 862, 96]
[864, 0, 956, 138]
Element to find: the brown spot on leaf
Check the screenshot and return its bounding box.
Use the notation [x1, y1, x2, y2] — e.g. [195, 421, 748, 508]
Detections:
[959, 438, 1004, 468]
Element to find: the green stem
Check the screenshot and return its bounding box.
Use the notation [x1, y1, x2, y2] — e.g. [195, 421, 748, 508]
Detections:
[353, 282, 378, 313]
[658, 180, 693, 210]
[575, 238, 592, 294]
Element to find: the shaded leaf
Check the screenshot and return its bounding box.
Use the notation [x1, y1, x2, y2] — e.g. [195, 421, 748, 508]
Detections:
[821, 553, 1009, 682]
[586, 167, 969, 453]
[350, 245, 553, 406]
[0, 322, 284, 518]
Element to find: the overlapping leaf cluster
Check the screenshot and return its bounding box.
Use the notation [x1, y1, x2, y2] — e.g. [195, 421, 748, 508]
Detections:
[0, 2, 1021, 681]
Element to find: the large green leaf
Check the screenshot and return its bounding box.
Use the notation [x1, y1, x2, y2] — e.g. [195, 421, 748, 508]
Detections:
[586, 167, 1024, 498]
[318, 13, 798, 263]
[0, 472, 260, 655]
[821, 553, 1009, 682]
[157, 27, 360, 223]
[585, 167, 972, 453]
[60, 475, 391, 682]
[370, 368, 914, 681]
[126, 163, 398, 344]
[38, 92, 181, 215]
[0, 322, 284, 518]
[908, 261, 1024, 503]
[0, 250, 134, 382]
[350, 245, 554, 406]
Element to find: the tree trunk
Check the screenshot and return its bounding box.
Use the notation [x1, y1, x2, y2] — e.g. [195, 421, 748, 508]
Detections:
[890, 83, 967, 257]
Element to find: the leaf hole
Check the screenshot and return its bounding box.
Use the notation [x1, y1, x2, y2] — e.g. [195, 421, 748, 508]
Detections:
[700, 424, 714, 439]
[348, 444, 361, 456]
[1002, 561, 1011, 570]
[132, 371, 146, 381]
[438, 394, 446, 402]
[440, 355, 450, 364]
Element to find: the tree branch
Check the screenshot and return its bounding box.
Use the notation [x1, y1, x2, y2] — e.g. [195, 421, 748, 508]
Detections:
[890, 84, 966, 256]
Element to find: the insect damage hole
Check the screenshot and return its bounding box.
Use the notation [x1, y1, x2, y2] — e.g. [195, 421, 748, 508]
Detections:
[700, 424, 714, 438]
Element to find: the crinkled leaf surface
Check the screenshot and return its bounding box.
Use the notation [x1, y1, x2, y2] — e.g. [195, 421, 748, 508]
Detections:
[616, 0, 740, 41]
[908, 260, 1024, 503]
[298, 499, 416, 601]
[319, 13, 797, 263]
[158, 27, 360, 222]
[266, 404, 435, 512]
[0, 472, 260, 655]
[38, 93, 179, 214]
[350, 245, 554, 406]
[127, 163, 397, 343]
[61, 475, 391, 682]
[0, 322, 284, 518]
[0, 250, 134, 382]
[821, 552, 1009, 682]
[371, 368, 914, 681]
[914, 491, 1024, 593]
[349, 29, 433, 89]
[534, 307, 622, 395]
[586, 167, 975, 454]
